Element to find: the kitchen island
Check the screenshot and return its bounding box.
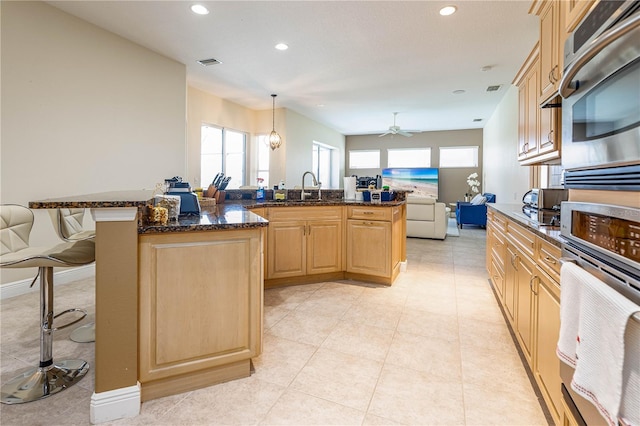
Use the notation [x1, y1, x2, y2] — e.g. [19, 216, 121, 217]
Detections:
[29, 191, 268, 423]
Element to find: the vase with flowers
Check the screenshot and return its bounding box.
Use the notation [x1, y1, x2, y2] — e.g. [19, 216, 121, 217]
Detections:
[465, 172, 481, 202]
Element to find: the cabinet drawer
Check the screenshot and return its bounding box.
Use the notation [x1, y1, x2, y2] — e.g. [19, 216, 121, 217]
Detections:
[536, 237, 562, 283]
[492, 211, 507, 233]
[491, 227, 507, 270]
[507, 220, 536, 259]
[268, 206, 342, 222]
[347, 206, 392, 221]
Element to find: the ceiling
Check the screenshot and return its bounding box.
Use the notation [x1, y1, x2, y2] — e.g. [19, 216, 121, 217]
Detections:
[47, 1, 539, 136]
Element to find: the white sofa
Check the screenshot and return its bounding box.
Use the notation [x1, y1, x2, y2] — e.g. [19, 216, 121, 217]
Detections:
[406, 195, 447, 240]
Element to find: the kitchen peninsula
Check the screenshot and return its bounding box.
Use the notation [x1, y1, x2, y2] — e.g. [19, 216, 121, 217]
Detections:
[29, 189, 407, 423]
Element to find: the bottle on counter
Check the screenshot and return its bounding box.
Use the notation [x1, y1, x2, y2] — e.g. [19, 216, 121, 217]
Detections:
[256, 178, 265, 201]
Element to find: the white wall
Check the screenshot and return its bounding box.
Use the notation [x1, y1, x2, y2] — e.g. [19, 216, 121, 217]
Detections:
[1, 1, 187, 284]
[284, 109, 345, 189]
[186, 88, 345, 190]
[483, 85, 530, 203]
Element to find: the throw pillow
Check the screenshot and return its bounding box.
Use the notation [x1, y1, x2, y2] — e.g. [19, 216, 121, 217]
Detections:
[470, 194, 483, 204]
[471, 196, 487, 205]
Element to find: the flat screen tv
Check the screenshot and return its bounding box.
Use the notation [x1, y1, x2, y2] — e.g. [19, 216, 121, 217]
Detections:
[382, 167, 439, 199]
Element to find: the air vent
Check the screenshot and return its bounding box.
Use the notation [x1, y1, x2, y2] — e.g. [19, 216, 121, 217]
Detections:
[486, 85, 502, 92]
[473, 118, 483, 122]
[197, 58, 221, 66]
[564, 164, 640, 190]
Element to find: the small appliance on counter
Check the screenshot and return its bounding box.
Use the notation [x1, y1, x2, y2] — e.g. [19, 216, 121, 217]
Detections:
[354, 175, 382, 189]
[165, 176, 200, 216]
[522, 188, 567, 226]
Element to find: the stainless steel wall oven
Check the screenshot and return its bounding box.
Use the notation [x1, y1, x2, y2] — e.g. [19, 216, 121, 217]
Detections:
[560, 0, 640, 190]
[560, 201, 640, 425]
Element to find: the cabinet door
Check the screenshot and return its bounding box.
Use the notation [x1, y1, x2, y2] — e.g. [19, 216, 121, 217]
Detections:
[535, 268, 562, 425]
[564, 0, 594, 33]
[306, 220, 342, 274]
[526, 64, 540, 157]
[504, 243, 518, 325]
[539, 0, 561, 102]
[138, 230, 262, 383]
[267, 221, 306, 279]
[515, 251, 536, 367]
[517, 80, 529, 161]
[346, 219, 391, 278]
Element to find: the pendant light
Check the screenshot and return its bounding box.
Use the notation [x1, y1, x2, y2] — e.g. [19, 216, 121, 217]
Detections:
[269, 94, 282, 150]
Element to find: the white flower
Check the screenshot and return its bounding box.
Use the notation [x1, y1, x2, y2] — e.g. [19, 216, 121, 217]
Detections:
[466, 173, 481, 194]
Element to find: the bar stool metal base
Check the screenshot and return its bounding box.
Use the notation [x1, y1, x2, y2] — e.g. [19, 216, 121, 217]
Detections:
[0, 359, 89, 404]
[70, 323, 95, 343]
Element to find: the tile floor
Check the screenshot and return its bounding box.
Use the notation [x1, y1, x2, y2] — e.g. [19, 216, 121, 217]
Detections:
[0, 225, 550, 425]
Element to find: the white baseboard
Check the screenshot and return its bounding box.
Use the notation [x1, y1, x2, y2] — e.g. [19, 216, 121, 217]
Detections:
[90, 382, 141, 424]
[400, 260, 408, 272]
[0, 264, 95, 300]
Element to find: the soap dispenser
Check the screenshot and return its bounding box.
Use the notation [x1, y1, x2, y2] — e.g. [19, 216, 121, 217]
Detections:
[256, 178, 265, 201]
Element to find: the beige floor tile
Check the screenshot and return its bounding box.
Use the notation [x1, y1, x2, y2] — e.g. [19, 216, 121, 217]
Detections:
[251, 333, 317, 387]
[267, 309, 339, 346]
[397, 308, 459, 340]
[463, 382, 547, 426]
[362, 413, 406, 425]
[321, 320, 395, 362]
[294, 295, 354, 318]
[368, 363, 466, 425]
[290, 347, 382, 411]
[341, 299, 403, 330]
[260, 389, 365, 425]
[385, 330, 462, 380]
[263, 304, 293, 330]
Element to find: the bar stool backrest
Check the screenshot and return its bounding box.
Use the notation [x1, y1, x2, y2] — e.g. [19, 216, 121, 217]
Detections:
[49, 208, 94, 242]
[0, 205, 34, 256]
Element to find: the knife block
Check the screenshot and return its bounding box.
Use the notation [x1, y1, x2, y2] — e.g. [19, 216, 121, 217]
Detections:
[214, 190, 226, 204]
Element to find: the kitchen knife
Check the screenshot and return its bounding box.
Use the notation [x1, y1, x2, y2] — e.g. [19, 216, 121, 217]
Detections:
[219, 176, 231, 190]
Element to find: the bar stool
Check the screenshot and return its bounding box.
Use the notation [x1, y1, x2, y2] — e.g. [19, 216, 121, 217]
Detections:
[49, 208, 96, 343]
[0, 205, 95, 404]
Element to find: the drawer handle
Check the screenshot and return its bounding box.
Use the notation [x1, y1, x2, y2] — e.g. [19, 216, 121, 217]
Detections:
[363, 211, 374, 215]
[529, 276, 538, 296]
[543, 255, 556, 265]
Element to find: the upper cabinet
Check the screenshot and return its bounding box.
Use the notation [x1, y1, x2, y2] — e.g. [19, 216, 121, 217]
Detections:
[563, 0, 595, 33]
[535, 0, 563, 104]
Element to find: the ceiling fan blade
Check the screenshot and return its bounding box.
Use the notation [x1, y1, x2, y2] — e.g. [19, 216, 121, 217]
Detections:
[378, 132, 392, 137]
[397, 130, 413, 137]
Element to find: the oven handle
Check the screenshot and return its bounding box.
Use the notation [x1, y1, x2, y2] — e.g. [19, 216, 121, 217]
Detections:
[559, 12, 640, 99]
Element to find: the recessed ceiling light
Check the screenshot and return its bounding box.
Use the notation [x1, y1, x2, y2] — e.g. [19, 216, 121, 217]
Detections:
[439, 6, 457, 16]
[453, 89, 466, 95]
[275, 43, 289, 51]
[190, 4, 209, 15]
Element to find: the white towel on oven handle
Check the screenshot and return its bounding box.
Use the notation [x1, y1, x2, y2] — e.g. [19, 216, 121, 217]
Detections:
[557, 262, 640, 426]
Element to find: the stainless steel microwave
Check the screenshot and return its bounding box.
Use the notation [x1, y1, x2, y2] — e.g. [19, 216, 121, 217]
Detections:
[560, 1, 640, 189]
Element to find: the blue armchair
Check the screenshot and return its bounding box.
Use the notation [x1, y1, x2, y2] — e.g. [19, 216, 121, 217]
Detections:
[456, 193, 496, 228]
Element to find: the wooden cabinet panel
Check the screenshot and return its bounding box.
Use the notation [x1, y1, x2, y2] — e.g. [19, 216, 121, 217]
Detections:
[507, 220, 536, 259]
[306, 220, 342, 274]
[138, 229, 262, 386]
[267, 221, 306, 278]
[536, 237, 562, 283]
[535, 268, 562, 425]
[504, 242, 518, 325]
[564, 0, 594, 33]
[348, 206, 392, 221]
[539, 0, 561, 102]
[346, 219, 391, 278]
[515, 248, 536, 367]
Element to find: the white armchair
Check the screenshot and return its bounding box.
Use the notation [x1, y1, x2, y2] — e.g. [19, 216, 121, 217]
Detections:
[406, 195, 447, 240]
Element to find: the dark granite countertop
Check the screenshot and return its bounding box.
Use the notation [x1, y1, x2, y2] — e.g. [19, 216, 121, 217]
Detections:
[488, 203, 564, 247]
[29, 190, 156, 209]
[245, 199, 406, 208]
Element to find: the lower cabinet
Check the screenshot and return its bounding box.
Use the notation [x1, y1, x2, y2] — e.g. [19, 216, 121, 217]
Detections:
[346, 219, 391, 278]
[535, 267, 562, 425]
[265, 207, 342, 280]
[138, 228, 263, 401]
[487, 208, 563, 426]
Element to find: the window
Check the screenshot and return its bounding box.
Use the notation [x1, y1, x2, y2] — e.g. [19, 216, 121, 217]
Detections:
[439, 146, 479, 168]
[256, 135, 270, 187]
[349, 150, 380, 169]
[200, 124, 246, 189]
[312, 142, 335, 188]
[387, 148, 431, 168]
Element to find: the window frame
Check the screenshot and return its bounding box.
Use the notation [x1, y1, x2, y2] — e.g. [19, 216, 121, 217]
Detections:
[348, 149, 380, 169]
[200, 123, 248, 189]
[438, 146, 479, 168]
[387, 147, 432, 168]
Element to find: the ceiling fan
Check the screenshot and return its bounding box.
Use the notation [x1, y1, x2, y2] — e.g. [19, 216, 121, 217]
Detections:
[379, 112, 421, 137]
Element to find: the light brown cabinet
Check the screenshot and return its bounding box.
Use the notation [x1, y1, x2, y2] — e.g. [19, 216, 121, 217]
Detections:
[563, 0, 594, 33]
[536, 0, 563, 103]
[487, 208, 564, 426]
[138, 228, 263, 401]
[515, 43, 562, 166]
[535, 266, 562, 425]
[265, 206, 342, 280]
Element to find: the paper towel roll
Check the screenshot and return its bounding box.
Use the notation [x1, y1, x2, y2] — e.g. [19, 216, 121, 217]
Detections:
[344, 176, 356, 200]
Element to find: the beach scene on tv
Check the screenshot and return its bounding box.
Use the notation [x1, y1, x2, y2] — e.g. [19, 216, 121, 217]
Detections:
[382, 167, 439, 199]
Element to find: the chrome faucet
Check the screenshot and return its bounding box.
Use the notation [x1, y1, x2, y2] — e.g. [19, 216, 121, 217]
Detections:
[301, 171, 318, 201]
